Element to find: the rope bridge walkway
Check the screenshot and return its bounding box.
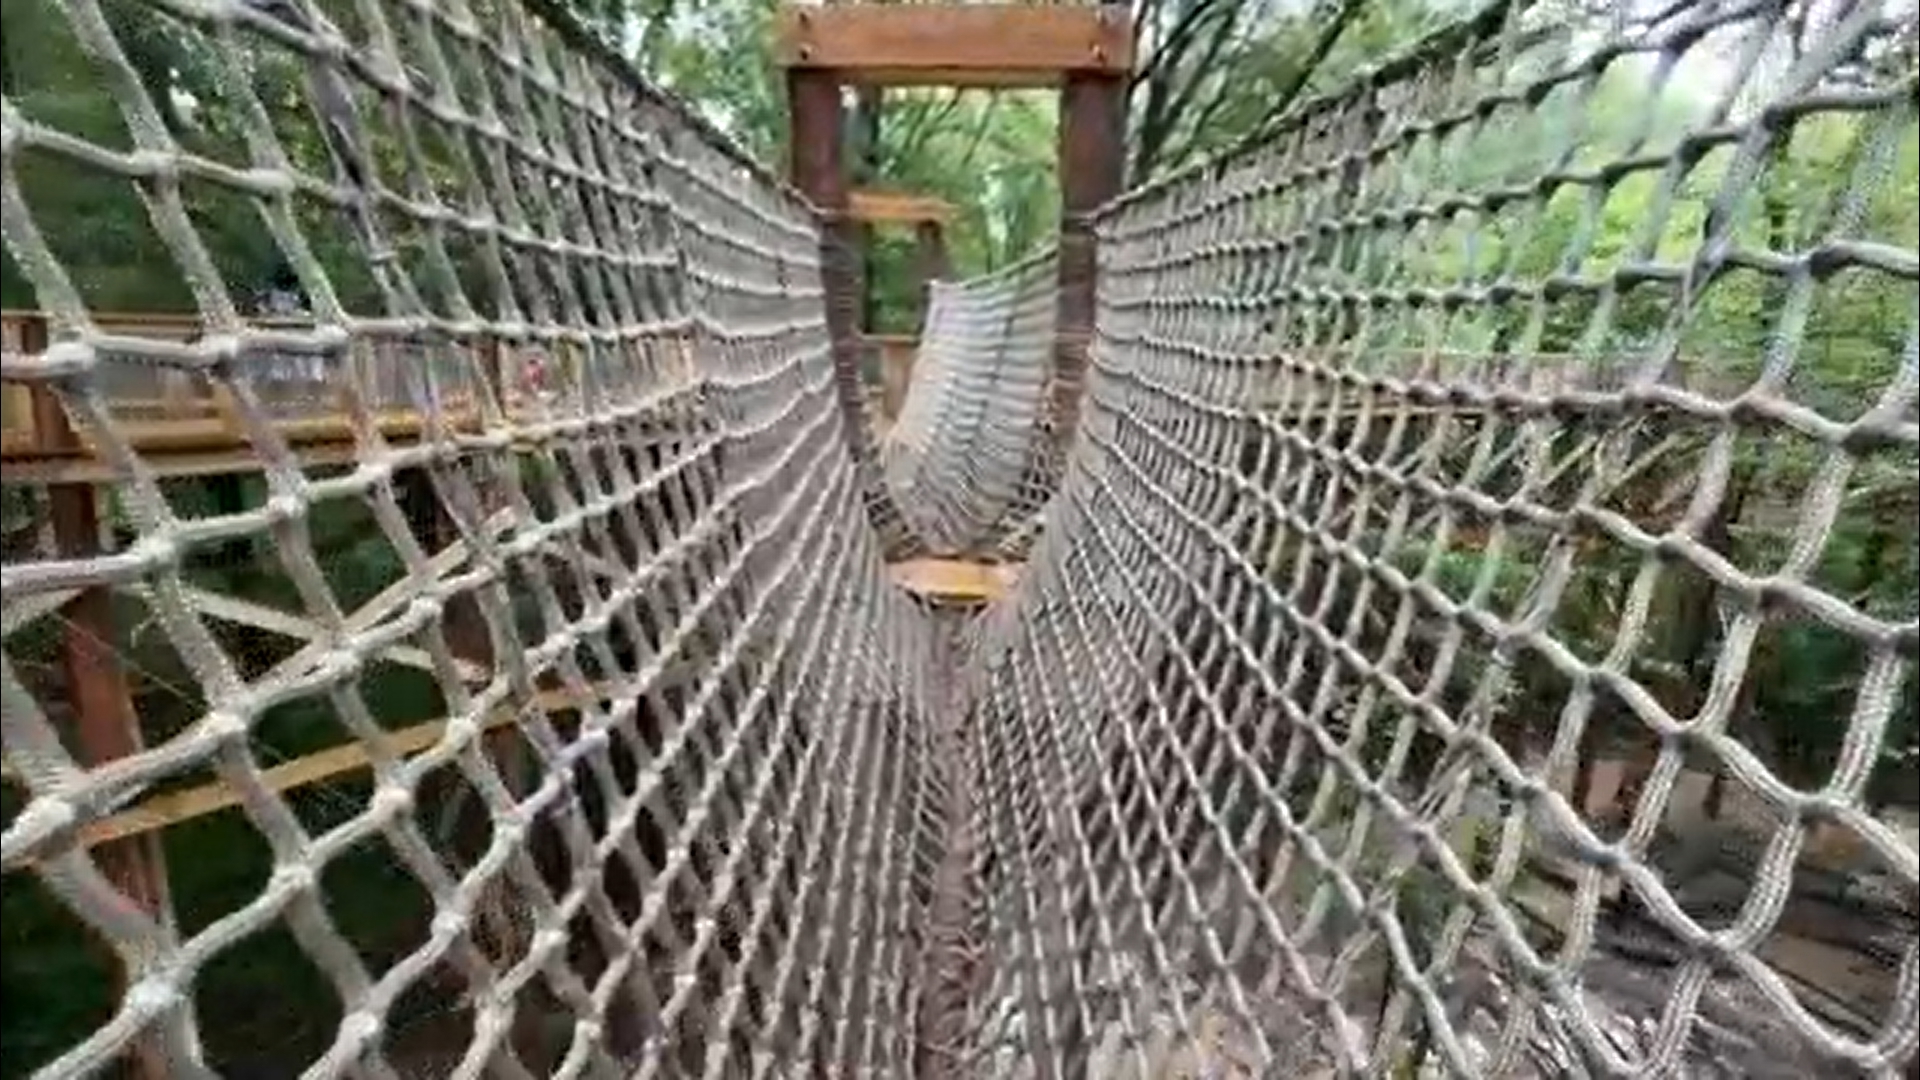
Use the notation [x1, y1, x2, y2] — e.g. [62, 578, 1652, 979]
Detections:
[1, 1, 1916, 1078]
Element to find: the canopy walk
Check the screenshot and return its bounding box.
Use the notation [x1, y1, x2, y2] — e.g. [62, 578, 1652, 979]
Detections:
[1, 1, 1917, 1078]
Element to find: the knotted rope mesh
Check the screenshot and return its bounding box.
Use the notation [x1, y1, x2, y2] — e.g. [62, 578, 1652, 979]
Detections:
[1, 0, 1917, 1079]
[961, 0, 1918, 1076]
[882, 252, 1058, 558]
[2, 0, 941, 1075]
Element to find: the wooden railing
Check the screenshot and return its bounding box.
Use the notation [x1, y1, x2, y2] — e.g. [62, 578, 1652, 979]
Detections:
[1, 311, 698, 480]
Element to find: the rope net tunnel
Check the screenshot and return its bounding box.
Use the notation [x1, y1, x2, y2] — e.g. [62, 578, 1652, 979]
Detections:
[881, 252, 1058, 560]
[0, 0, 1915, 1078]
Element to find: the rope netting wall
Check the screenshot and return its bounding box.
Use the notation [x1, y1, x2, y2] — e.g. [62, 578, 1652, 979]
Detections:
[960, 0, 1918, 1076]
[882, 252, 1058, 558]
[0, 1, 1916, 1080]
[1, 0, 944, 1075]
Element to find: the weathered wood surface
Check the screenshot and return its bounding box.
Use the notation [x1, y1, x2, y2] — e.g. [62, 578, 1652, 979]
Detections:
[775, 3, 1133, 88]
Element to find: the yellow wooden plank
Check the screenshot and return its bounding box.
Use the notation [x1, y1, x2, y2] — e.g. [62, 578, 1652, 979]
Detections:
[1, 383, 36, 451]
[776, 4, 1133, 87]
[73, 685, 607, 849]
[887, 558, 1021, 603]
[847, 190, 955, 225]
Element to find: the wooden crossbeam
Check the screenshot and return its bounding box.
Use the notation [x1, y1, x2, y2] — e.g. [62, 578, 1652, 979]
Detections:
[847, 189, 955, 225]
[252, 509, 515, 690]
[40, 683, 614, 855]
[0, 442, 372, 484]
[776, 4, 1133, 88]
[0, 406, 481, 463]
[5, 508, 510, 656]
[0, 518, 741, 859]
[0, 416, 708, 483]
[887, 558, 1021, 604]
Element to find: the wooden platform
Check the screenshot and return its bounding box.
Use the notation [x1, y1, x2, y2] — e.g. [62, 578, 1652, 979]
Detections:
[887, 557, 1021, 603]
[847, 190, 955, 225]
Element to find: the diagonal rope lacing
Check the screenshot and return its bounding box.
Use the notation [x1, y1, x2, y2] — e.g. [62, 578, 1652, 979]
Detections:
[2, 0, 1917, 1078]
[882, 251, 1058, 558]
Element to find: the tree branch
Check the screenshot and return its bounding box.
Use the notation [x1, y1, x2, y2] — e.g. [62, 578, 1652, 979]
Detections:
[1144, 0, 1369, 180]
[953, 94, 1002, 175]
[1135, 2, 1241, 180]
[1133, 0, 1234, 91]
[1130, 0, 1252, 181]
[884, 90, 964, 173]
[1272, 0, 1368, 108]
[1166, 65, 1240, 163]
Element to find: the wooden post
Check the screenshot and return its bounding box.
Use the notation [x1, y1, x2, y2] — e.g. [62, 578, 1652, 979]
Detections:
[1052, 12, 1127, 459]
[479, 333, 506, 421]
[186, 328, 253, 571]
[1052, 13, 1126, 1069]
[853, 84, 884, 335]
[24, 314, 173, 1080]
[875, 336, 917, 425]
[788, 70, 863, 400]
[913, 220, 950, 335]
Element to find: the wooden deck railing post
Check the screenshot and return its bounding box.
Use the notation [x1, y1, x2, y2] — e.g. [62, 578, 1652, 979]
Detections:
[24, 313, 175, 1080]
[853, 83, 884, 334]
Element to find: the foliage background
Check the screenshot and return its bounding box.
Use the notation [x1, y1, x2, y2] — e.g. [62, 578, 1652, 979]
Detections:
[0, 0, 1914, 1074]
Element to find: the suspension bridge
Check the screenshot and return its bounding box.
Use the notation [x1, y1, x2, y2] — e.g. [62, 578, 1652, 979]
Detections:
[1, 1, 1916, 1077]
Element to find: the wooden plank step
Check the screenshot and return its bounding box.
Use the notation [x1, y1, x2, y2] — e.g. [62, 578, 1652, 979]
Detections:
[887, 558, 1021, 603]
[847, 190, 954, 225]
